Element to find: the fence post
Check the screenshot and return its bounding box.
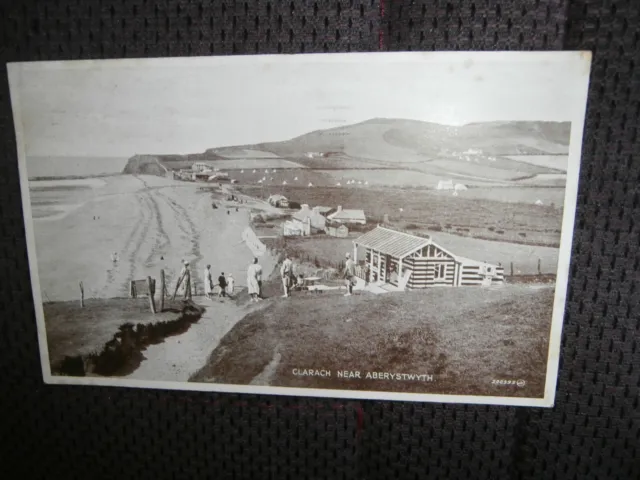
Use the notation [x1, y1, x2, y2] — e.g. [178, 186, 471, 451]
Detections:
[160, 269, 165, 312]
[79, 281, 84, 308]
[129, 280, 136, 298]
[537, 258, 541, 275]
[147, 276, 156, 314]
[510, 262, 514, 277]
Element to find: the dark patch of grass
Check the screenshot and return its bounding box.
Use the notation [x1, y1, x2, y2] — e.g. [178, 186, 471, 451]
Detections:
[191, 285, 554, 398]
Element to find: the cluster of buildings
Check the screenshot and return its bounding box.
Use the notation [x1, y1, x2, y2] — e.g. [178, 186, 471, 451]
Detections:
[282, 204, 366, 237]
[170, 162, 232, 183]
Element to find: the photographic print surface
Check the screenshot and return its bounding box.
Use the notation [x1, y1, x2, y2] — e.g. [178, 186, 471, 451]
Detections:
[9, 52, 591, 406]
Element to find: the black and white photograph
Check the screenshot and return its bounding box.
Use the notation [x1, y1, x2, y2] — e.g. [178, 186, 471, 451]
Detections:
[8, 52, 591, 406]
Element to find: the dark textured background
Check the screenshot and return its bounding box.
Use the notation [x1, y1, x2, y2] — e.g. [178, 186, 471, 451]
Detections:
[0, 1, 638, 479]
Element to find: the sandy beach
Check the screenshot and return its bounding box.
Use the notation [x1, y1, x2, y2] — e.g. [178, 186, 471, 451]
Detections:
[31, 174, 277, 302]
[31, 173, 279, 380]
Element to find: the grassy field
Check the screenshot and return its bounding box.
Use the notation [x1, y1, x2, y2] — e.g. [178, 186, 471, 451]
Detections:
[191, 284, 553, 398]
[44, 298, 203, 375]
[236, 184, 563, 245]
[505, 155, 569, 172]
[265, 228, 559, 275]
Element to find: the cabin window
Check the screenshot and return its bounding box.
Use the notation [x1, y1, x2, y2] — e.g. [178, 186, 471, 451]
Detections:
[487, 266, 493, 273]
[434, 264, 446, 278]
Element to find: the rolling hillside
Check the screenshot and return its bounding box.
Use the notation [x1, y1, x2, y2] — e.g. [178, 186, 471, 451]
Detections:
[125, 119, 570, 183]
[206, 118, 571, 181]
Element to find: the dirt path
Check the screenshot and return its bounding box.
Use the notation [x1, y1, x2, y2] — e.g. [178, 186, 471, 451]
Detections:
[124, 295, 265, 382]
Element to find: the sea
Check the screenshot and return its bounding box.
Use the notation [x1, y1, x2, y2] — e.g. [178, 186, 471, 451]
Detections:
[26, 156, 127, 219]
[26, 156, 129, 178]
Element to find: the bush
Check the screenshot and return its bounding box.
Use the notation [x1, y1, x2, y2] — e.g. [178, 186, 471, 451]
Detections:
[288, 201, 301, 210]
[496, 230, 505, 234]
[404, 223, 421, 230]
[488, 226, 496, 232]
[429, 224, 443, 232]
[445, 223, 452, 229]
[252, 214, 265, 224]
[518, 232, 527, 238]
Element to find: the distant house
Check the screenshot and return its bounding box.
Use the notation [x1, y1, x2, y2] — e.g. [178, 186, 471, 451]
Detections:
[436, 179, 454, 190]
[327, 206, 366, 225]
[268, 194, 289, 208]
[314, 206, 334, 217]
[207, 172, 229, 182]
[454, 183, 468, 191]
[192, 172, 211, 182]
[326, 224, 349, 238]
[292, 205, 326, 235]
[283, 220, 305, 237]
[352, 226, 504, 291]
[192, 162, 212, 172]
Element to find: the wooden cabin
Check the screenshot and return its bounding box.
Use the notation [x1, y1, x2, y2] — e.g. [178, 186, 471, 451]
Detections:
[353, 226, 504, 291]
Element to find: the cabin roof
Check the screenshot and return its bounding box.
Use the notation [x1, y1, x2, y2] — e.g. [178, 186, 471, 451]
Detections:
[328, 209, 366, 221]
[354, 226, 431, 259]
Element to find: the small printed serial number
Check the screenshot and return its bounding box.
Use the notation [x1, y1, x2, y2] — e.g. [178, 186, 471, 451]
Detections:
[492, 379, 526, 387]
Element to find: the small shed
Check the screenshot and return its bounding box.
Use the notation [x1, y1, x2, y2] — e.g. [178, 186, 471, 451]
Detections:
[326, 224, 349, 237]
[268, 194, 289, 208]
[436, 179, 454, 190]
[283, 220, 305, 237]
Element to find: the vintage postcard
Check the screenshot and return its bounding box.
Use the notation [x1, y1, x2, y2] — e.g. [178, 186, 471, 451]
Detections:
[8, 52, 591, 406]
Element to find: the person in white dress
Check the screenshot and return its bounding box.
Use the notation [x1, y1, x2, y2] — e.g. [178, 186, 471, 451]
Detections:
[204, 264, 214, 299]
[247, 257, 263, 302]
[226, 273, 235, 297]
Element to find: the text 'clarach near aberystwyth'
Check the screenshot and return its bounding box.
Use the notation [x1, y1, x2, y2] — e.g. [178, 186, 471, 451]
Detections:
[292, 369, 434, 381]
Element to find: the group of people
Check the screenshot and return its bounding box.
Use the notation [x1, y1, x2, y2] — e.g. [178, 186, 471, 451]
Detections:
[204, 264, 235, 299]
[172, 260, 235, 301]
[172, 250, 358, 303]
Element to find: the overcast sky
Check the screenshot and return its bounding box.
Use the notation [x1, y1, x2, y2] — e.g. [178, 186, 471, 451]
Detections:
[11, 52, 590, 158]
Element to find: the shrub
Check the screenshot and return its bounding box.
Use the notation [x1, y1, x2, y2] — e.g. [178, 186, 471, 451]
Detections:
[445, 223, 452, 229]
[488, 226, 496, 232]
[518, 232, 527, 238]
[288, 201, 301, 210]
[496, 230, 505, 234]
[429, 224, 443, 232]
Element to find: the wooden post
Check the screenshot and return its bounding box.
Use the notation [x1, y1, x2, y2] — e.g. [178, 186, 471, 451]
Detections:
[537, 258, 541, 275]
[147, 276, 156, 314]
[193, 278, 197, 297]
[79, 281, 84, 308]
[160, 269, 165, 312]
[129, 280, 135, 298]
[510, 262, 514, 277]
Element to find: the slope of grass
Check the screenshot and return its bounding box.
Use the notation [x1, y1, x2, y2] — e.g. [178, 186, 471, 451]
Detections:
[191, 284, 554, 398]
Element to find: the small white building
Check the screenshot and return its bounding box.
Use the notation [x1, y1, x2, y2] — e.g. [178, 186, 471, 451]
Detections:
[436, 179, 454, 190]
[283, 220, 305, 237]
[268, 194, 289, 208]
[327, 206, 366, 225]
[192, 162, 211, 172]
[291, 205, 327, 234]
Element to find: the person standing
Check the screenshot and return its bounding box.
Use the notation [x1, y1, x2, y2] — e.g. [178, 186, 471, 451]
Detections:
[280, 255, 294, 298]
[227, 273, 235, 297]
[204, 264, 214, 299]
[174, 260, 192, 300]
[247, 257, 263, 302]
[343, 252, 356, 296]
[218, 272, 227, 298]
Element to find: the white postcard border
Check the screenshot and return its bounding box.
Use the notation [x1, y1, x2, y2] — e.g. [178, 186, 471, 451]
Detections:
[8, 51, 592, 407]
